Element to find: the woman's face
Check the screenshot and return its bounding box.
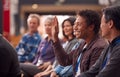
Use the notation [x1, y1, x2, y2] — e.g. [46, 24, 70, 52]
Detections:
[44, 19, 52, 35]
[63, 21, 73, 37]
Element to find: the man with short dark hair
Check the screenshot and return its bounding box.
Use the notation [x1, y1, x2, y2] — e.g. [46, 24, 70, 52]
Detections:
[51, 10, 107, 77]
[78, 5, 120, 77]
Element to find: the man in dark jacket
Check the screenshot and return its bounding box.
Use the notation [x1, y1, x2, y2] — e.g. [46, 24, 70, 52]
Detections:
[51, 10, 107, 77]
[78, 5, 120, 77]
[0, 34, 21, 77]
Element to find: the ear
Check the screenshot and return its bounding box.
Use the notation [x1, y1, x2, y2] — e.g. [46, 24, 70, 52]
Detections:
[108, 20, 114, 29]
[89, 24, 94, 31]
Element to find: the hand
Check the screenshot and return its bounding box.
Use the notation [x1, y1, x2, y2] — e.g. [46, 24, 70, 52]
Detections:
[38, 62, 51, 71]
[34, 67, 53, 77]
[50, 71, 59, 77]
[24, 61, 32, 65]
[34, 73, 43, 77]
[51, 16, 59, 43]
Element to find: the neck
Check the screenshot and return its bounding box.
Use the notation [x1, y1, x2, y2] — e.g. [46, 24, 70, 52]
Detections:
[28, 32, 33, 35]
[85, 33, 97, 44]
[28, 31, 37, 35]
[47, 35, 52, 41]
[68, 35, 74, 41]
[107, 30, 120, 43]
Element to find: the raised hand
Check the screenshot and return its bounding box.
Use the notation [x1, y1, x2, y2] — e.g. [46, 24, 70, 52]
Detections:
[51, 16, 59, 42]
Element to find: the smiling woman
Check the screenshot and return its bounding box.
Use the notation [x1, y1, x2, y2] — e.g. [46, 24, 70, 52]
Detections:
[38, 15, 70, 39]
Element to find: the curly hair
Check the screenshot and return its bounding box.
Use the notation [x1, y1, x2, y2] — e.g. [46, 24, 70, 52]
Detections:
[78, 10, 100, 34]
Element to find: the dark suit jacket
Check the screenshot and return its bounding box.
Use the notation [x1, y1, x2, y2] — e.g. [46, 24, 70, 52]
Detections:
[0, 34, 21, 77]
[79, 36, 120, 77]
[53, 35, 107, 75]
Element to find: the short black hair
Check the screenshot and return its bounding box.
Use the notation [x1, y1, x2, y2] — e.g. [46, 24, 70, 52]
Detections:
[78, 10, 100, 34]
[102, 5, 120, 30]
[62, 17, 76, 39]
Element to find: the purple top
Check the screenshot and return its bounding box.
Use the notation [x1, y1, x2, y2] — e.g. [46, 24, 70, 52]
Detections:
[33, 37, 55, 65]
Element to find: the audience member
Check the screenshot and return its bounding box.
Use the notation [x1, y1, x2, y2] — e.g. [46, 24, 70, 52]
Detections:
[51, 10, 107, 77]
[79, 5, 120, 77]
[20, 17, 56, 77]
[16, 14, 41, 63]
[34, 17, 79, 77]
[0, 34, 21, 77]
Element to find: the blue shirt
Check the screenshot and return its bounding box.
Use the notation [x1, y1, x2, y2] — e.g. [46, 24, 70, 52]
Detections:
[16, 32, 41, 62]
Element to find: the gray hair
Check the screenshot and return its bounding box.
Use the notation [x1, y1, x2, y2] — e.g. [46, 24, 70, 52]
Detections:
[27, 14, 40, 25]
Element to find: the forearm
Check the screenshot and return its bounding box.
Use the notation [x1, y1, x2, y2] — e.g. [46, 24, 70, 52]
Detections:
[54, 65, 64, 74]
[53, 40, 73, 66]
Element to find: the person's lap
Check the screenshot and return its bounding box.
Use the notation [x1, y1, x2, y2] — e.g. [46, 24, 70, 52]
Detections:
[20, 63, 41, 77]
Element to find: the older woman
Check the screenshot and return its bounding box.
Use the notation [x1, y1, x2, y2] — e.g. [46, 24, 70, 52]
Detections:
[20, 17, 56, 77]
[34, 17, 78, 77]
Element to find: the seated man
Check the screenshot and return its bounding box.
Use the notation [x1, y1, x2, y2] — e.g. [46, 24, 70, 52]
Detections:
[54, 39, 83, 77]
[79, 5, 120, 77]
[51, 10, 107, 77]
[16, 14, 41, 63]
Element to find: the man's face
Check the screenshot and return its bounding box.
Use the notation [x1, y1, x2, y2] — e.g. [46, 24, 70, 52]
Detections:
[27, 17, 39, 33]
[73, 16, 89, 39]
[100, 15, 110, 39]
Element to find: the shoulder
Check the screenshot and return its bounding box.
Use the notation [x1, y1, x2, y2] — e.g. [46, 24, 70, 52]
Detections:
[93, 36, 108, 48]
[70, 38, 78, 44]
[39, 37, 47, 44]
[34, 32, 41, 38]
[32, 33, 41, 41]
[0, 36, 15, 54]
[21, 33, 28, 39]
[112, 43, 120, 54]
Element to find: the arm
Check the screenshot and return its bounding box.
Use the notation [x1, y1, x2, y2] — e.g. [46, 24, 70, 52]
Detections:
[89, 47, 104, 68]
[78, 47, 108, 77]
[16, 36, 27, 62]
[78, 54, 102, 77]
[17, 35, 41, 62]
[54, 65, 64, 74]
[27, 35, 41, 62]
[96, 47, 120, 77]
[51, 16, 74, 66]
[0, 48, 11, 77]
[53, 40, 75, 66]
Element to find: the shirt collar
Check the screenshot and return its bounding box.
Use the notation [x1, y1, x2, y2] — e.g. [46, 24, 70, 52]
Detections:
[27, 32, 38, 37]
[110, 36, 120, 47]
